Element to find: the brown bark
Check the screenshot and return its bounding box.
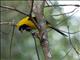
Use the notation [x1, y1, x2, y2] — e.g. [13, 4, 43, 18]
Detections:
[28, 0, 51, 60]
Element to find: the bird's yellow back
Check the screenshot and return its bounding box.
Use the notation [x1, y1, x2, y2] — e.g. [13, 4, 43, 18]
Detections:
[16, 16, 36, 29]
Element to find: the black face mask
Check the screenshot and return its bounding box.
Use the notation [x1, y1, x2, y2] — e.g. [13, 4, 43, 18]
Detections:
[19, 24, 31, 32]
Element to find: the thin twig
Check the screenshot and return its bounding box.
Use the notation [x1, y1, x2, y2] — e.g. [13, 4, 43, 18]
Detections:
[52, 8, 77, 16]
[28, 0, 40, 31]
[0, 5, 29, 16]
[45, 4, 80, 7]
[29, 0, 34, 17]
[45, 0, 50, 6]
[31, 32, 40, 60]
[48, 0, 54, 7]
[56, 9, 79, 27]
[0, 21, 16, 26]
[0, 31, 8, 35]
[61, 30, 80, 34]
[60, 48, 72, 60]
[9, 20, 15, 60]
[29, 1, 40, 60]
[67, 25, 80, 55]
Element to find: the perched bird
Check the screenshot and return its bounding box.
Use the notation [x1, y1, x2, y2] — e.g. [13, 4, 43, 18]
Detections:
[16, 16, 67, 36]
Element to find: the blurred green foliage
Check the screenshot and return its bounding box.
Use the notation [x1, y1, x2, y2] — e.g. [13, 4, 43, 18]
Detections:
[1, 1, 80, 60]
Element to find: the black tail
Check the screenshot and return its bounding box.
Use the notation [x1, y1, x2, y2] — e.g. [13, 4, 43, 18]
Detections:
[49, 27, 67, 36]
[46, 20, 67, 36]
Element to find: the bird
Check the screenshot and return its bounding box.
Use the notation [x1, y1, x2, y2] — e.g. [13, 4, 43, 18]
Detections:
[16, 16, 67, 36]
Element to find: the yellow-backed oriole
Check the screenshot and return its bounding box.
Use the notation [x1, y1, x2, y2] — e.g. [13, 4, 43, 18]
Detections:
[16, 16, 67, 36]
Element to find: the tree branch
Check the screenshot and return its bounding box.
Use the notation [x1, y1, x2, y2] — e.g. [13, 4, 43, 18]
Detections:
[28, 0, 41, 60]
[31, 32, 40, 60]
[28, 0, 40, 31]
[0, 5, 29, 16]
[9, 20, 15, 60]
[33, 0, 51, 60]
[60, 48, 72, 60]
[0, 21, 16, 26]
[52, 8, 77, 16]
[67, 25, 80, 55]
[45, 4, 80, 7]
